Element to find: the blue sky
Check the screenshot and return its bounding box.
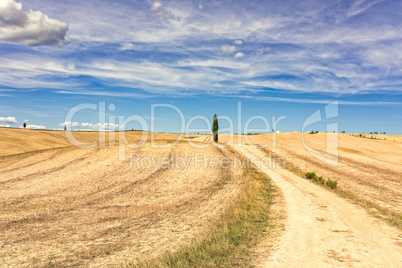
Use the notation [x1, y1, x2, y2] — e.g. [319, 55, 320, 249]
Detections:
[0, 0, 401, 134]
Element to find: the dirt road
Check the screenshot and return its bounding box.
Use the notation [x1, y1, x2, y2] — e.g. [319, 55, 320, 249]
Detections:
[233, 144, 402, 267]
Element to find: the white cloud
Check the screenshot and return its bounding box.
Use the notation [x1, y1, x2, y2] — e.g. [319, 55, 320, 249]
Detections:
[67, 62, 75, 70]
[120, 42, 135, 50]
[0, 0, 26, 27]
[179, 59, 249, 69]
[255, 47, 270, 55]
[1, 0, 402, 98]
[92, 123, 124, 131]
[23, 124, 45, 129]
[43, 0, 399, 47]
[57, 121, 124, 131]
[59, 121, 80, 127]
[347, 0, 383, 18]
[150, 1, 177, 22]
[56, 90, 148, 99]
[0, 116, 17, 124]
[80, 122, 93, 128]
[240, 95, 402, 106]
[23, 119, 29, 123]
[151, 1, 162, 11]
[51, 0, 284, 45]
[221, 44, 236, 54]
[3, 43, 402, 97]
[0, 124, 10, 127]
[0, 0, 69, 46]
[234, 52, 244, 58]
[198, 4, 203, 10]
[242, 80, 306, 91]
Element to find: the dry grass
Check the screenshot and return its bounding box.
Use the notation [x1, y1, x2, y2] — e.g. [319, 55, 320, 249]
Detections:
[133, 165, 277, 267]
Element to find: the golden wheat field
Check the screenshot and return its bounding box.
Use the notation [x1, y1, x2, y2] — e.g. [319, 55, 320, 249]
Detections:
[242, 132, 402, 215]
[0, 128, 248, 266]
[1, 128, 401, 266]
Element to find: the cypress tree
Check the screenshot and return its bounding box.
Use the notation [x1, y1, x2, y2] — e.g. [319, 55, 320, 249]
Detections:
[212, 114, 219, 142]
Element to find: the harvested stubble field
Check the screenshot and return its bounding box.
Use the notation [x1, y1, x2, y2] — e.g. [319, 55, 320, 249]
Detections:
[0, 128, 254, 266]
[1, 128, 402, 267]
[237, 132, 402, 226]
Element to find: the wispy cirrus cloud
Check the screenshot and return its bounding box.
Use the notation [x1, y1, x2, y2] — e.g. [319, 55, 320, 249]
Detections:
[240, 95, 402, 106]
[0, 0, 402, 104]
[2, 41, 402, 98]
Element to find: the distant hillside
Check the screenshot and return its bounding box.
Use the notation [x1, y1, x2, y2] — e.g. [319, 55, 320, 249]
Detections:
[0, 128, 185, 157]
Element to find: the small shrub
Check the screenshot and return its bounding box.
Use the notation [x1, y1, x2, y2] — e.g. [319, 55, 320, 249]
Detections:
[326, 179, 337, 189]
[305, 172, 336, 189]
[305, 172, 317, 179]
[312, 175, 325, 185]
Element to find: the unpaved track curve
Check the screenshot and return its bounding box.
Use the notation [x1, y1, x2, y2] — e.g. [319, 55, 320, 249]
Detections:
[233, 144, 402, 267]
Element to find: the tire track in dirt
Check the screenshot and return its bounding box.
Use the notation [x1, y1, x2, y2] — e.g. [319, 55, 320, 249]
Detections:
[232, 144, 402, 267]
[278, 145, 401, 180]
[0, 149, 97, 186]
[114, 148, 177, 195]
[0, 146, 75, 173]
